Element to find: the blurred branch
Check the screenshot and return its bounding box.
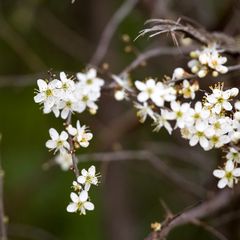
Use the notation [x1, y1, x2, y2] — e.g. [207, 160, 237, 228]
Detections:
[75, 149, 206, 198]
[192, 219, 228, 240]
[36, 8, 92, 61]
[145, 141, 212, 171]
[7, 223, 58, 240]
[0, 15, 46, 72]
[0, 135, 7, 240]
[145, 188, 240, 240]
[120, 45, 194, 74]
[90, 0, 139, 66]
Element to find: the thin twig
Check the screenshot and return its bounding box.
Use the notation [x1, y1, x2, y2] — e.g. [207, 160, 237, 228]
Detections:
[90, 0, 138, 66]
[66, 113, 79, 178]
[120, 45, 194, 75]
[192, 219, 228, 240]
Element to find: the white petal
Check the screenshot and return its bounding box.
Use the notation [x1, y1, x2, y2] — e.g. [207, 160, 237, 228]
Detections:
[89, 166, 96, 176]
[46, 140, 57, 149]
[60, 72, 67, 82]
[79, 190, 88, 202]
[60, 131, 68, 141]
[70, 192, 79, 203]
[146, 79, 155, 88]
[66, 203, 78, 213]
[49, 128, 59, 140]
[87, 68, 96, 79]
[34, 93, 45, 103]
[80, 142, 89, 148]
[199, 137, 209, 149]
[135, 81, 146, 91]
[233, 168, 240, 177]
[217, 178, 228, 189]
[213, 169, 225, 178]
[225, 160, 234, 172]
[81, 169, 88, 176]
[190, 136, 199, 146]
[223, 101, 232, 111]
[37, 79, 48, 91]
[137, 92, 148, 102]
[84, 202, 94, 211]
[85, 183, 91, 191]
[61, 108, 70, 119]
[77, 176, 86, 184]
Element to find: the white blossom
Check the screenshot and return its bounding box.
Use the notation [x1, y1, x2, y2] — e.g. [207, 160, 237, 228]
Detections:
[45, 128, 70, 153]
[66, 191, 94, 214]
[134, 102, 156, 123]
[213, 160, 240, 188]
[67, 120, 93, 148]
[55, 151, 72, 170]
[77, 166, 99, 191]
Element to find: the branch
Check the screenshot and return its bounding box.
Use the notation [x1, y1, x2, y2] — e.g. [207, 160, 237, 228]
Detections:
[120, 45, 194, 75]
[66, 113, 79, 178]
[75, 150, 205, 198]
[90, 0, 138, 66]
[138, 18, 239, 54]
[145, 188, 240, 240]
[0, 15, 46, 72]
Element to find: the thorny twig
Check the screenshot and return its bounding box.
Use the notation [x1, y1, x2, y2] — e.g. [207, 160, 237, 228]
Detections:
[137, 18, 239, 54]
[145, 188, 240, 240]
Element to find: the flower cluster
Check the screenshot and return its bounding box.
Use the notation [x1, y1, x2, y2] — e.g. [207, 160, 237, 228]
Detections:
[46, 121, 93, 170]
[124, 45, 240, 189]
[34, 68, 103, 214]
[188, 45, 228, 78]
[67, 166, 99, 215]
[34, 68, 104, 118]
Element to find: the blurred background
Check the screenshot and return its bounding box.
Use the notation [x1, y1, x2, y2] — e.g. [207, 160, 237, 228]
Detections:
[0, 0, 240, 239]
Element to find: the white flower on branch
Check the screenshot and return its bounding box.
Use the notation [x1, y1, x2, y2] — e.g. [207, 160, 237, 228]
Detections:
[66, 191, 94, 214]
[213, 160, 240, 189]
[77, 166, 99, 191]
[67, 120, 93, 148]
[152, 109, 174, 134]
[226, 147, 240, 163]
[34, 79, 62, 113]
[188, 45, 228, 77]
[205, 87, 235, 114]
[45, 128, 70, 154]
[112, 74, 133, 101]
[55, 151, 72, 171]
[179, 80, 199, 99]
[134, 102, 156, 123]
[76, 68, 104, 92]
[170, 101, 191, 129]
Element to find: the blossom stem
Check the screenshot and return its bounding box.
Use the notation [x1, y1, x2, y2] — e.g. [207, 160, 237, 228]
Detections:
[66, 114, 80, 177]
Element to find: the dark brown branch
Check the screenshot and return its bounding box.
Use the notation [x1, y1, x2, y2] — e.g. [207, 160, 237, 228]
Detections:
[145, 188, 240, 240]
